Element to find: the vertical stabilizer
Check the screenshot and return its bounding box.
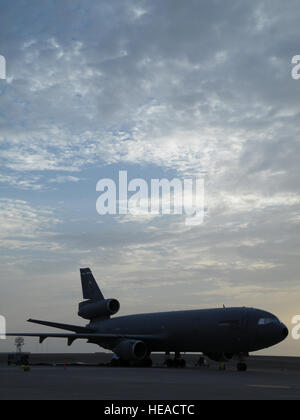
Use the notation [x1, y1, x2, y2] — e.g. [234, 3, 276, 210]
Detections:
[80, 268, 104, 301]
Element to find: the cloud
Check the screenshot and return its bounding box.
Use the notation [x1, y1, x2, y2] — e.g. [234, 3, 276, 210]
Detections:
[0, 199, 60, 250]
[49, 175, 81, 184]
[0, 0, 299, 179]
[0, 173, 44, 190]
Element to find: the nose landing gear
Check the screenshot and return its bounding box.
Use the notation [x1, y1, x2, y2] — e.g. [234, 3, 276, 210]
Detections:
[237, 362, 247, 372]
[237, 353, 249, 372]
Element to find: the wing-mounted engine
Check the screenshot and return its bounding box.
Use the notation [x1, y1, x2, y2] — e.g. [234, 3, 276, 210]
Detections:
[78, 298, 120, 320]
[114, 340, 148, 361]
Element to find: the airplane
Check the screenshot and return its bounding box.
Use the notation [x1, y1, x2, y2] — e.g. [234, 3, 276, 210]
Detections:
[6, 268, 289, 371]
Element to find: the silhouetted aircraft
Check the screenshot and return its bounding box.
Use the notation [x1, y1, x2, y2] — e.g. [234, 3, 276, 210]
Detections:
[6, 268, 288, 371]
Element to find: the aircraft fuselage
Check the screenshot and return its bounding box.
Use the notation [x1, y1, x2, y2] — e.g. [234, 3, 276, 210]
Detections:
[88, 307, 288, 354]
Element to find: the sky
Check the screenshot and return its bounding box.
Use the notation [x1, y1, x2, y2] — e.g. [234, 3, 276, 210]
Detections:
[0, 0, 300, 356]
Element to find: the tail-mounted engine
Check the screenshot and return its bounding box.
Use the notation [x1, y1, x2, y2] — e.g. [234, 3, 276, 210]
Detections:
[78, 298, 120, 320]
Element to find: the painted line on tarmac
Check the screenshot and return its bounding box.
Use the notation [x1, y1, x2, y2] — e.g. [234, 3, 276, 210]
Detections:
[248, 385, 291, 390]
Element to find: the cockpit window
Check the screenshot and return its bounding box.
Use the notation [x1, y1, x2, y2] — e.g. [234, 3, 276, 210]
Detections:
[258, 318, 279, 326]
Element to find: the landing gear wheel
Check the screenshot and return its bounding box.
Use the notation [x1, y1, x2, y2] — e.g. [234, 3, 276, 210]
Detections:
[110, 358, 120, 367]
[166, 359, 173, 368]
[173, 359, 180, 368]
[237, 362, 247, 372]
[179, 359, 186, 368]
[144, 358, 153, 367]
[166, 358, 186, 368]
[120, 359, 130, 367]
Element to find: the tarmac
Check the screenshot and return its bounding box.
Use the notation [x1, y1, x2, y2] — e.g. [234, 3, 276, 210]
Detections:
[0, 354, 300, 400]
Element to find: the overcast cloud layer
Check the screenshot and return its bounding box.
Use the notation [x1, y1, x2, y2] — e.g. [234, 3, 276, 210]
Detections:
[0, 0, 300, 355]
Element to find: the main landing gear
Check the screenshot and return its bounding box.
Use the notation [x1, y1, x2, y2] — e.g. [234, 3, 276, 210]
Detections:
[164, 352, 186, 368]
[137, 358, 153, 367]
[110, 357, 129, 367]
[110, 356, 153, 367]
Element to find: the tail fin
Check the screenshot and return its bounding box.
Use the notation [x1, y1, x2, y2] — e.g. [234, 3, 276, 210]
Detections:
[80, 268, 104, 301]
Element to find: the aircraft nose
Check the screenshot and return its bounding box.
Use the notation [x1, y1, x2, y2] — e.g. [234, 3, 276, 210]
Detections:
[281, 324, 289, 340]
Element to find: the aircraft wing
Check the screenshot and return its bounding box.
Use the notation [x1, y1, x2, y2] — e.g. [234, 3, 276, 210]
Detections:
[27, 319, 95, 333]
[5, 332, 165, 346]
[6, 318, 166, 347]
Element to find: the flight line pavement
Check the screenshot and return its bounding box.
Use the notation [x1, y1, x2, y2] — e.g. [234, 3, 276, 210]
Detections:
[0, 364, 300, 400]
